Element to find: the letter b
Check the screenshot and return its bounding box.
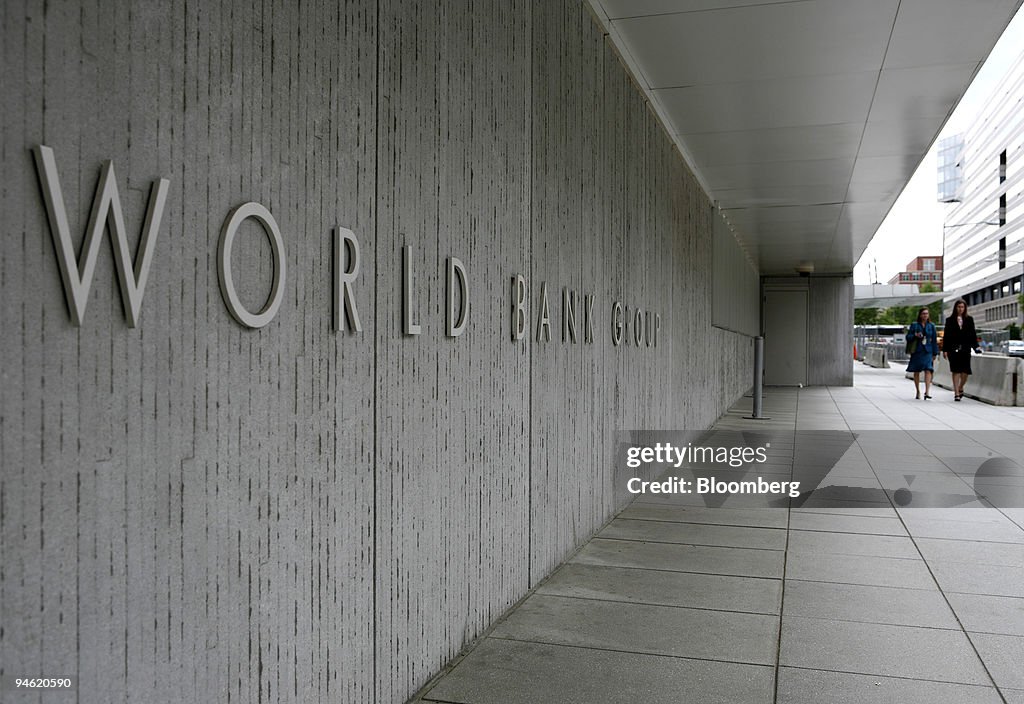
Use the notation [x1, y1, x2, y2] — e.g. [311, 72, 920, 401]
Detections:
[511, 274, 527, 341]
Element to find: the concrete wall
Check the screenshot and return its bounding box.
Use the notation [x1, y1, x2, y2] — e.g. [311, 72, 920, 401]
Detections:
[713, 211, 760, 337]
[0, 1, 754, 702]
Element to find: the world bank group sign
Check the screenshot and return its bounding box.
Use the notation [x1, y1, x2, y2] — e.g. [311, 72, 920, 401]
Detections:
[31, 145, 664, 348]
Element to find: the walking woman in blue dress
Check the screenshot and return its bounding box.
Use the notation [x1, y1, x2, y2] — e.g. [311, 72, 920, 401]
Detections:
[906, 307, 939, 399]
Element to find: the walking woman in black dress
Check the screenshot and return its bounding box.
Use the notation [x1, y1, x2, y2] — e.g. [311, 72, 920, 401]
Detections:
[943, 299, 981, 401]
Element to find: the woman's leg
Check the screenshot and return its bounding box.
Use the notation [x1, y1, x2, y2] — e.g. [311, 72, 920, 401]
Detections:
[924, 370, 933, 397]
[913, 371, 921, 398]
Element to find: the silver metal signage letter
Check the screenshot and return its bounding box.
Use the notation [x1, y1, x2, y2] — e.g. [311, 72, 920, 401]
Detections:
[611, 301, 623, 346]
[511, 274, 527, 341]
[217, 202, 286, 329]
[32, 145, 170, 327]
[536, 282, 551, 343]
[402, 244, 422, 335]
[334, 227, 362, 332]
[446, 257, 469, 337]
[562, 288, 577, 344]
[584, 294, 595, 344]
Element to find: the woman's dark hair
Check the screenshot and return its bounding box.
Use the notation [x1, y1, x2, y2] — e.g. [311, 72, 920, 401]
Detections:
[916, 307, 929, 324]
[953, 299, 968, 317]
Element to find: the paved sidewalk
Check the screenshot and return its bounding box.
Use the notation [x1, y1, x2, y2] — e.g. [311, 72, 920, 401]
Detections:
[415, 365, 1024, 704]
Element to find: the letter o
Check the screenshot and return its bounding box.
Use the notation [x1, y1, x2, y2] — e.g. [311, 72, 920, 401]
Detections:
[218, 202, 287, 329]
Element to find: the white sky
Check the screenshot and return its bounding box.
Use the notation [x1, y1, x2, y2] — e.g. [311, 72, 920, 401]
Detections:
[853, 8, 1024, 285]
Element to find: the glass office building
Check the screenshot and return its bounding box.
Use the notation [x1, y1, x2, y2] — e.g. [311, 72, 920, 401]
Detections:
[937, 134, 965, 203]
[943, 48, 1024, 328]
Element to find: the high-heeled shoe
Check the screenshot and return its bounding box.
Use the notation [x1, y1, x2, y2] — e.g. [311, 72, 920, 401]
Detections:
[924, 394, 932, 400]
[915, 391, 921, 399]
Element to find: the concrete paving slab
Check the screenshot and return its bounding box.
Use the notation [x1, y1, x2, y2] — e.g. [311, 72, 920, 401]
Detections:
[898, 507, 1020, 523]
[783, 580, 959, 629]
[619, 504, 788, 528]
[598, 518, 787, 550]
[784, 552, 937, 590]
[915, 536, 1024, 566]
[900, 517, 1024, 542]
[572, 538, 785, 578]
[537, 563, 782, 614]
[1004, 689, 1024, 704]
[969, 632, 1024, 689]
[779, 616, 992, 685]
[787, 511, 907, 535]
[793, 488, 892, 508]
[785, 530, 919, 559]
[420, 639, 775, 704]
[490, 594, 779, 665]
[929, 561, 1024, 597]
[945, 593, 1024, 636]
[776, 667, 1003, 704]
[632, 492, 787, 509]
[792, 506, 898, 518]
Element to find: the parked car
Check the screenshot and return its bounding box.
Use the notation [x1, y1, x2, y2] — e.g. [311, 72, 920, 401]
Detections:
[1007, 340, 1024, 357]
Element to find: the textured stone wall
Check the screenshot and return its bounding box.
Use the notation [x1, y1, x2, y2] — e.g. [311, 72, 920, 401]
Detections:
[808, 276, 855, 386]
[0, 1, 754, 702]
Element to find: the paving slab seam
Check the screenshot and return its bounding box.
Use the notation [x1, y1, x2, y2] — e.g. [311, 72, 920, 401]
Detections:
[615, 516, 790, 530]
[593, 535, 787, 552]
[945, 588, 1024, 600]
[787, 527, 908, 537]
[569, 561, 786, 581]
[767, 392, 799, 704]
[785, 577, 939, 593]
[486, 634, 776, 668]
[530, 591, 781, 617]
[780, 662, 1006, 689]
[782, 612, 964, 633]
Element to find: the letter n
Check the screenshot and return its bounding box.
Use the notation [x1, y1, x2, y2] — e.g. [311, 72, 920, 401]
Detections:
[32, 145, 170, 327]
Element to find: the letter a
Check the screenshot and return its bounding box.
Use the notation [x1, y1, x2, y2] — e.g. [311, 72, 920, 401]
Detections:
[32, 145, 170, 327]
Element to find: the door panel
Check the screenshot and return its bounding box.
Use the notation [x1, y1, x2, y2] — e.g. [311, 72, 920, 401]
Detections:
[764, 290, 808, 385]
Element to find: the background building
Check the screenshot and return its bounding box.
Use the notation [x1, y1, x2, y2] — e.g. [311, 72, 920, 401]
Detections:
[943, 48, 1024, 328]
[888, 255, 944, 290]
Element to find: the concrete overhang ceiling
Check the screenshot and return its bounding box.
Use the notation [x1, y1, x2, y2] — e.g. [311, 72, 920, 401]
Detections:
[588, 0, 1023, 275]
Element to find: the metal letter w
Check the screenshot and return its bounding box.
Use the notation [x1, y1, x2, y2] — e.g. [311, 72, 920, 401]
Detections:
[32, 145, 170, 327]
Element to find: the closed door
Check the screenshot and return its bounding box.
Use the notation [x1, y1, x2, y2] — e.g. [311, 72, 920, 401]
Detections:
[764, 290, 808, 385]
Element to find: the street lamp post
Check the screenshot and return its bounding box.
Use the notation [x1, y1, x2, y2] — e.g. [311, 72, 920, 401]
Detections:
[942, 219, 1003, 312]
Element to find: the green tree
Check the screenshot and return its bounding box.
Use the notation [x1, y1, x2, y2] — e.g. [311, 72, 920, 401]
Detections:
[919, 283, 944, 324]
[855, 308, 880, 325]
[881, 305, 917, 325]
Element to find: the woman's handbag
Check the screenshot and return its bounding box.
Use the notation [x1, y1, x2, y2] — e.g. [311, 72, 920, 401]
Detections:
[906, 324, 919, 354]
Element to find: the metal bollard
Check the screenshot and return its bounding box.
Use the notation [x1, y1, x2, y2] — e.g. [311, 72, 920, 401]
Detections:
[745, 336, 769, 420]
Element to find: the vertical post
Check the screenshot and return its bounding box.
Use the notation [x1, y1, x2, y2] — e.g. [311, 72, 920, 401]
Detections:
[746, 336, 768, 420]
